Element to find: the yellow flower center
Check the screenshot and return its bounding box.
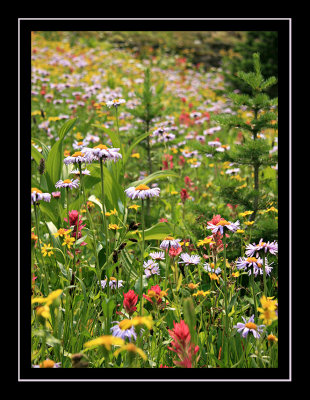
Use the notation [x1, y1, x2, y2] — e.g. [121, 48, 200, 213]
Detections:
[31, 187, 42, 194]
[245, 322, 257, 330]
[246, 257, 258, 263]
[164, 236, 174, 240]
[63, 179, 72, 184]
[40, 360, 55, 368]
[135, 184, 150, 191]
[72, 151, 85, 157]
[94, 144, 108, 150]
[216, 220, 230, 226]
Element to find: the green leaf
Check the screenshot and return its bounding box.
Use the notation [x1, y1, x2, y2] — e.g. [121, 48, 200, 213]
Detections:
[183, 297, 197, 343]
[45, 118, 77, 191]
[31, 145, 45, 165]
[128, 170, 178, 189]
[129, 222, 183, 242]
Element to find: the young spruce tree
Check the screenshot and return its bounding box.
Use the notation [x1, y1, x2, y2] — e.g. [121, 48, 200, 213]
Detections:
[129, 66, 165, 220]
[213, 53, 278, 226]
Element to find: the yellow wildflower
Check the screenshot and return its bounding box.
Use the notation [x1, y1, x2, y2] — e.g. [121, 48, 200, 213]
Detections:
[197, 237, 215, 247]
[187, 283, 200, 290]
[239, 211, 254, 217]
[62, 236, 75, 249]
[193, 290, 210, 297]
[244, 221, 255, 226]
[114, 343, 147, 361]
[53, 228, 72, 238]
[267, 334, 278, 343]
[108, 224, 121, 230]
[119, 316, 153, 331]
[128, 204, 140, 211]
[84, 335, 124, 350]
[131, 153, 140, 159]
[41, 243, 54, 257]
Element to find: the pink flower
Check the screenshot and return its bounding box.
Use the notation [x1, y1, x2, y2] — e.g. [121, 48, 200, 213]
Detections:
[169, 246, 182, 258]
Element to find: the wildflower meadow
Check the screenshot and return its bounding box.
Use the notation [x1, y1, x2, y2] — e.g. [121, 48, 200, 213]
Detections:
[29, 30, 280, 372]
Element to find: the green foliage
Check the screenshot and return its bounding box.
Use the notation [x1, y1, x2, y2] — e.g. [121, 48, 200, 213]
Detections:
[223, 31, 278, 97]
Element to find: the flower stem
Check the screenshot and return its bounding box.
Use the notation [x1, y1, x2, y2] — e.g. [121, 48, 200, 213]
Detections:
[262, 252, 267, 296]
[140, 199, 145, 315]
[251, 270, 258, 319]
[222, 232, 230, 366]
[33, 203, 48, 295]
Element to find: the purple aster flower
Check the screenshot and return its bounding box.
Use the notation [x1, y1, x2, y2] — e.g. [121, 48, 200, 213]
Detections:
[64, 150, 92, 165]
[207, 219, 240, 236]
[203, 263, 221, 275]
[245, 239, 278, 258]
[55, 178, 79, 189]
[31, 188, 51, 204]
[149, 251, 165, 261]
[159, 236, 182, 251]
[72, 139, 90, 150]
[106, 98, 126, 108]
[70, 168, 91, 176]
[143, 259, 160, 278]
[178, 253, 201, 266]
[82, 144, 122, 163]
[110, 321, 137, 342]
[236, 256, 273, 277]
[99, 277, 124, 290]
[125, 184, 160, 200]
[233, 315, 265, 339]
[85, 134, 100, 143]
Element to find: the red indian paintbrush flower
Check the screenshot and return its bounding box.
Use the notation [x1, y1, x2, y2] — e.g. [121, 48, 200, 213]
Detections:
[169, 245, 182, 258]
[167, 320, 199, 368]
[64, 210, 87, 244]
[180, 188, 190, 203]
[123, 290, 138, 315]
